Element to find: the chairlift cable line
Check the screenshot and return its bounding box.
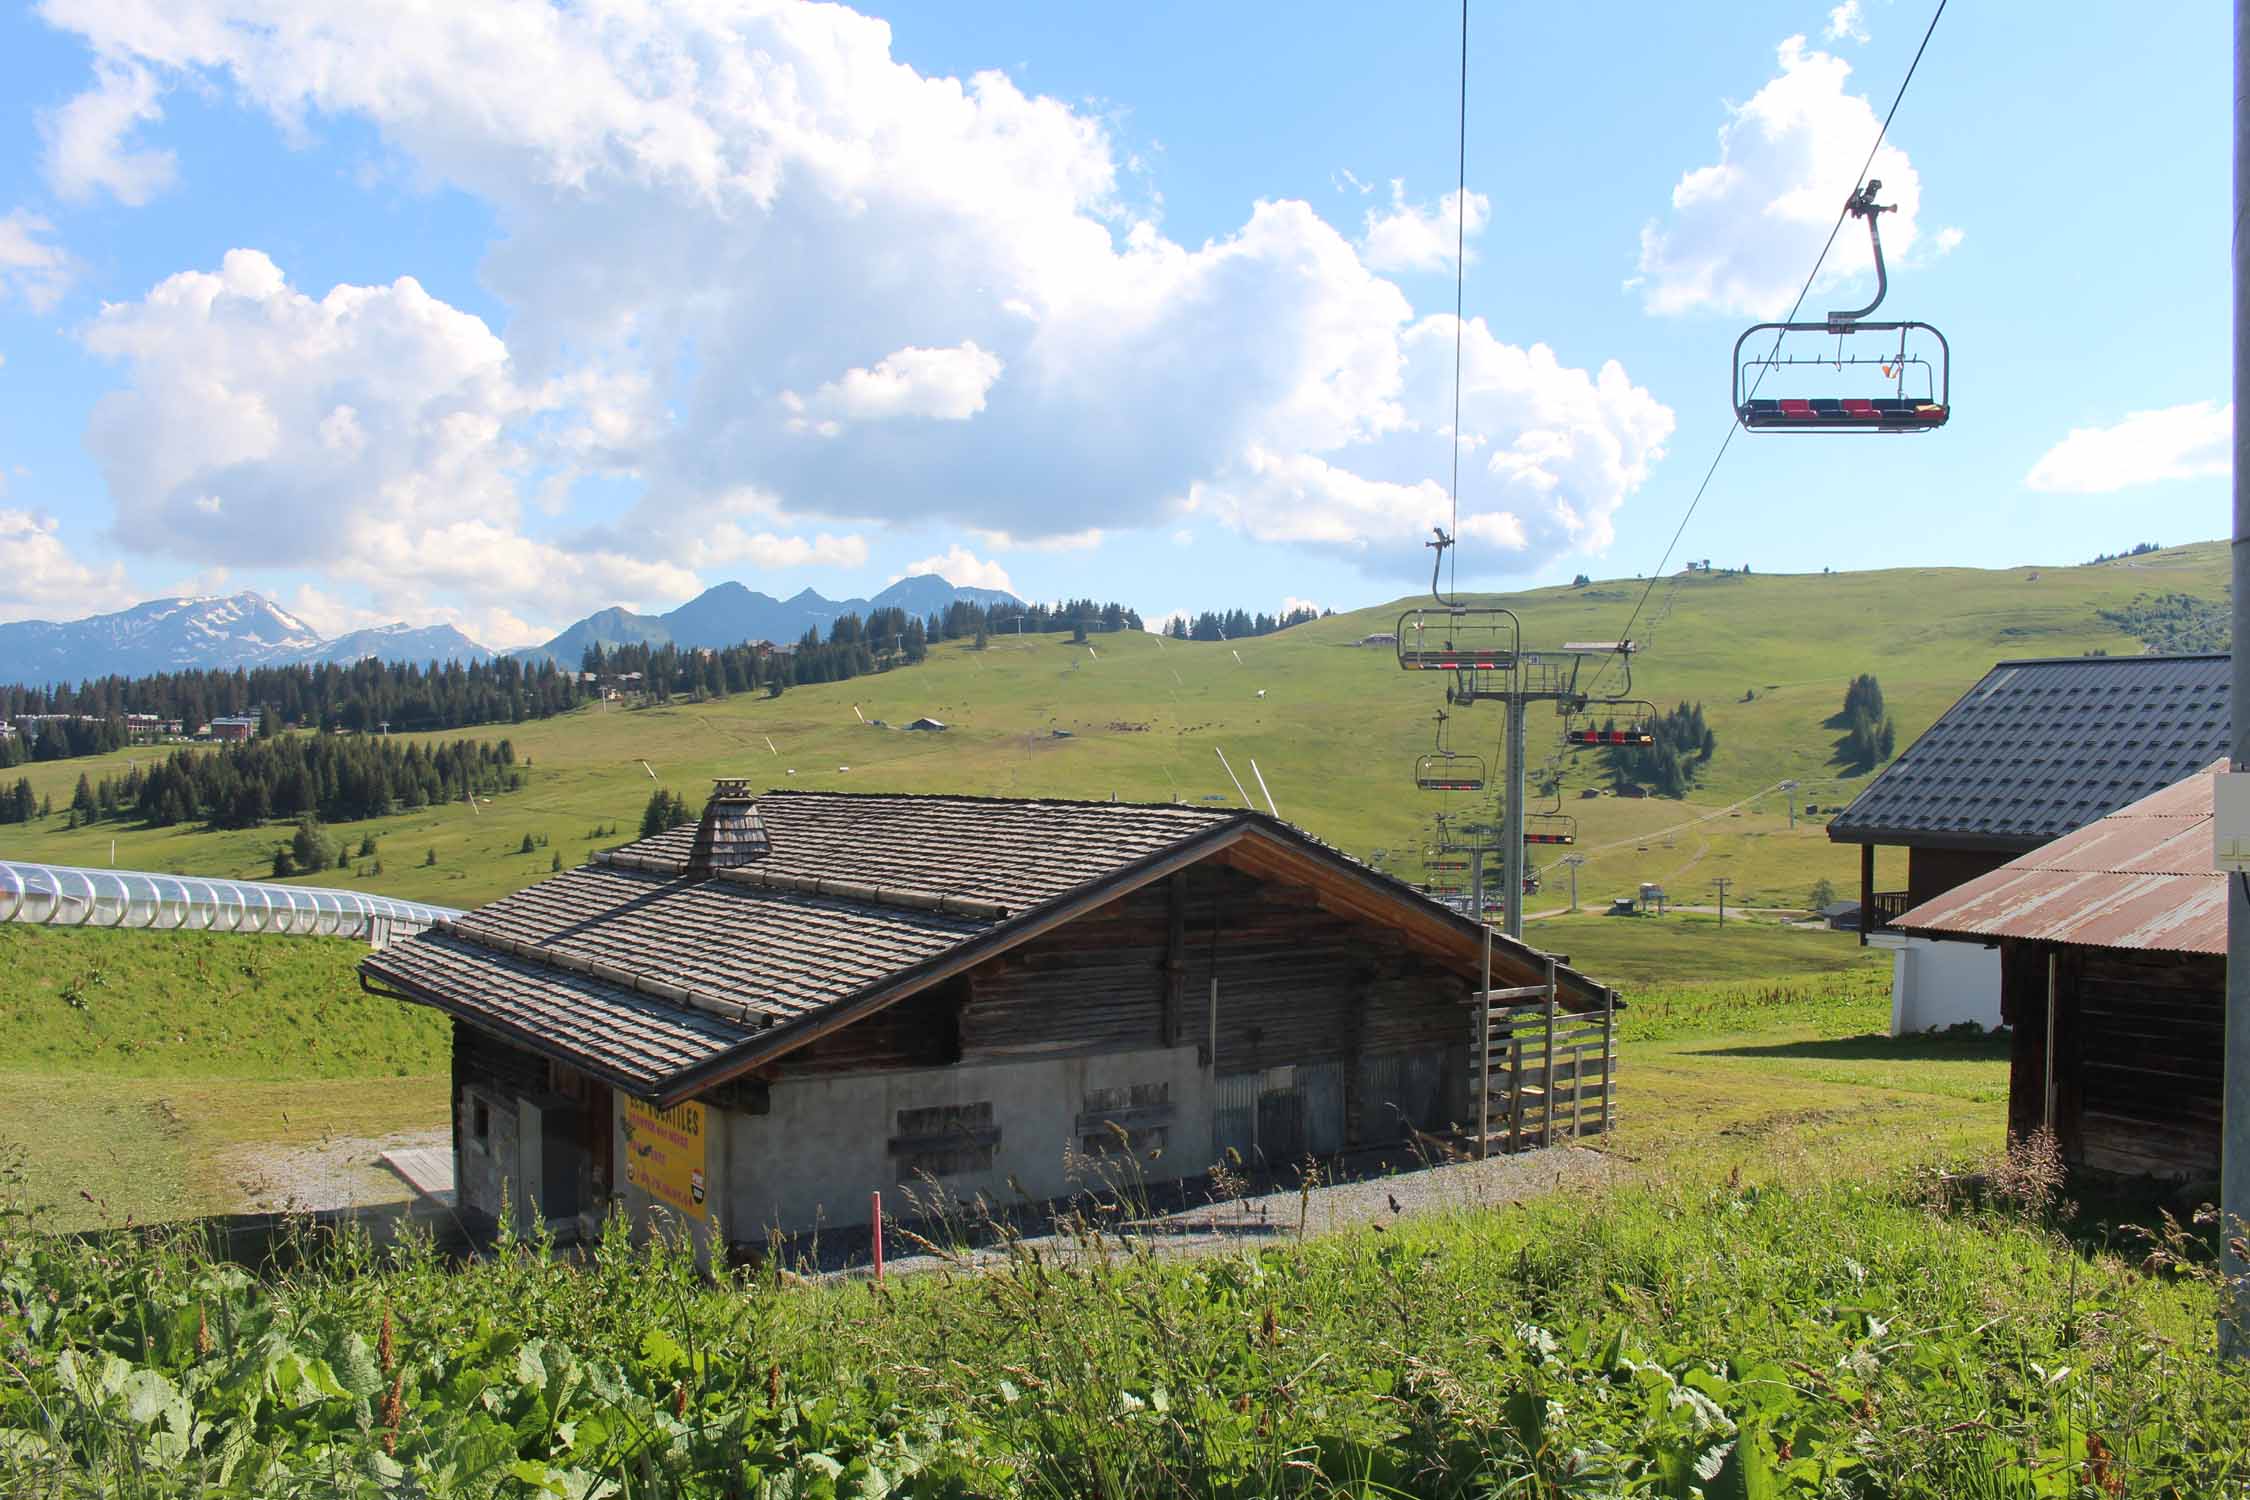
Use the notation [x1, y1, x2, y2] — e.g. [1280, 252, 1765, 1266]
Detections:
[1447, 0, 1468, 602]
[1589, 0, 1949, 696]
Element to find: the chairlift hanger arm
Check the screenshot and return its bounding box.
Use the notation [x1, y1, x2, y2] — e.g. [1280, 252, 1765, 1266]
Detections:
[1825, 180, 1894, 329]
[1428, 526, 1455, 606]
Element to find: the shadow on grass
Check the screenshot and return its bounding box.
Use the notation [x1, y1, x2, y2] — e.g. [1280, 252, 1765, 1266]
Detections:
[1691, 1033, 2011, 1064]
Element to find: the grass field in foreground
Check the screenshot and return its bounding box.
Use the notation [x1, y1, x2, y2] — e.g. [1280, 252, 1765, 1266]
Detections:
[0, 543, 2225, 917]
[9, 974, 2236, 1496]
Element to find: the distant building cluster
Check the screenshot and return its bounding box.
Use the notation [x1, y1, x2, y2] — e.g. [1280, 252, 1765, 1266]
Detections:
[9, 711, 187, 745]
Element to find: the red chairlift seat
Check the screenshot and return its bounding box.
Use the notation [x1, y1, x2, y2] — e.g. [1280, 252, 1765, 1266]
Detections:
[1525, 813, 1576, 846]
[1738, 393, 1948, 432]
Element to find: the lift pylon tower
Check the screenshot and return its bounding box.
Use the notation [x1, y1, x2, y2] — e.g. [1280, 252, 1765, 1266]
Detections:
[1436, 639, 1636, 939]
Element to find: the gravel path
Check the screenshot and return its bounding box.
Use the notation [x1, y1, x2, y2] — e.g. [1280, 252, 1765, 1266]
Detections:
[226, 1126, 451, 1215]
[796, 1142, 1615, 1279]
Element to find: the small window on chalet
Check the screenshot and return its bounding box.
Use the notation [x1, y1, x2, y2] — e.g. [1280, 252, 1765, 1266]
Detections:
[472, 1099, 491, 1147]
[1078, 1082, 1174, 1158]
[890, 1101, 998, 1179]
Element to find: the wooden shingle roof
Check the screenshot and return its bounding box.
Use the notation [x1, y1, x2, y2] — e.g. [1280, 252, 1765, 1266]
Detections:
[362, 790, 1607, 1102]
[614, 791, 1238, 909]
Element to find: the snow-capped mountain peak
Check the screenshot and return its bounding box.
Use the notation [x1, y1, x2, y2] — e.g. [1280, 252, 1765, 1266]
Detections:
[0, 591, 488, 686]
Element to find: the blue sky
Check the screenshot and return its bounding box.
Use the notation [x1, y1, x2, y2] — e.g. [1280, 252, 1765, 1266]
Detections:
[0, 0, 2229, 649]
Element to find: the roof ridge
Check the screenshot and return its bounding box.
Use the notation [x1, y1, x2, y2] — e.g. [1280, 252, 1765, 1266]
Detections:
[1988, 651, 2230, 668]
[754, 787, 1244, 814]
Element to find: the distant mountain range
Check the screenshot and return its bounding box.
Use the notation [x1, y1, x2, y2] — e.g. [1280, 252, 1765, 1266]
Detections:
[0, 593, 491, 686]
[0, 574, 1024, 686]
[515, 575, 1022, 665]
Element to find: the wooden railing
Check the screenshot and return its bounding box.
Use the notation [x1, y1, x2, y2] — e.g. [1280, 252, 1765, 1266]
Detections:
[1868, 890, 1913, 930]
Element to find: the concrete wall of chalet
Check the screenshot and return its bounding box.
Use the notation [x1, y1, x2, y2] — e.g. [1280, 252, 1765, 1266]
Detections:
[1876, 934, 2002, 1033]
[717, 1044, 1210, 1240]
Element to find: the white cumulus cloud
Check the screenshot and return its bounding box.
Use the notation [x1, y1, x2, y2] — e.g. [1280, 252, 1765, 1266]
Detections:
[2024, 401, 2232, 494]
[76, 249, 849, 630]
[968, 525, 1103, 553]
[1639, 36, 1938, 317]
[892, 545, 1014, 593]
[41, 57, 176, 205]
[0, 211, 74, 311]
[1825, 1, 1869, 43]
[786, 342, 1003, 432]
[0, 508, 137, 620]
[1360, 183, 1490, 274]
[42, 0, 1671, 584]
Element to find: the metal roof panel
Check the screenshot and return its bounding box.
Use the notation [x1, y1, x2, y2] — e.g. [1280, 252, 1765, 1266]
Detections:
[1828, 654, 2229, 849]
[1895, 760, 2227, 953]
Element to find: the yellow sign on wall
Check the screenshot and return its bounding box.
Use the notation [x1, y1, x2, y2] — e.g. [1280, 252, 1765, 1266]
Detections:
[621, 1097, 711, 1224]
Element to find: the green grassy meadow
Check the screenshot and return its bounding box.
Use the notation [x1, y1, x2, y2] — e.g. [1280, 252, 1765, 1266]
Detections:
[0, 926, 450, 1226]
[6, 942, 2241, 1496]
[0, 543, 2224, 922]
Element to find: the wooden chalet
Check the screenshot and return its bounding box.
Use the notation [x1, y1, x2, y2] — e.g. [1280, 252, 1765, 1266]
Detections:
[360, 784, 1618, 1249]
[1827, 652, 2229, 1031]
[1895, 763, 2224, 1182]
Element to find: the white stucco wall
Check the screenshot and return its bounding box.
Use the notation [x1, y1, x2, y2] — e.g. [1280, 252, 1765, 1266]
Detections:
[1875, 934, 2002, 1034]
[718, 1045, 1212, 1242]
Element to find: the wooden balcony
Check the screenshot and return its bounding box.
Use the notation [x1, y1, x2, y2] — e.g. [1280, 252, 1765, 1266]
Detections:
[1868, 890, 1913, 931]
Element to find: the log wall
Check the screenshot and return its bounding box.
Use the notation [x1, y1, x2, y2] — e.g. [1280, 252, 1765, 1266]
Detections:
[764, 859, 1491, 1150]
[958, 862, 1473, 1072]
[2001, 940, 2223, 1181]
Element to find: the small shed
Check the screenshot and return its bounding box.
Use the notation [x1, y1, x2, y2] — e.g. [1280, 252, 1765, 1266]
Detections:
[1896, 762, 2224, 1181]
[361, 786, 1621, 1251]
[1817, 900, 1862, 931]
[904, 717, 947, 732]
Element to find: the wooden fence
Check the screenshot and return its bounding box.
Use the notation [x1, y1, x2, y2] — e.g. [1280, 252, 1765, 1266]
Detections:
[1475, 963, 1617, 1155]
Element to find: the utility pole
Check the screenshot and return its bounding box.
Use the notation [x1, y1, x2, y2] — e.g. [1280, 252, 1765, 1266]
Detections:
[1502, 696, 1528, 938]
[1713, 877, 1732, 928]
[1562, 854, 1585, 912]
[1781, 778, 1799, 829]
[2225, 0, 2249, 1360]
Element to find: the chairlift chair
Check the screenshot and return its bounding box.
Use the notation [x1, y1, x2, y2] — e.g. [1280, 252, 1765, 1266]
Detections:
[1415, 752, 1488, 792]
[1565, 699, 1658, 747]
[1412, 707, 1487, 791]
[1525, 777, 1577, 845]
[1732, 182, 1949, 432]
[1525, 813, 1576, 846]
[1396, 605, 1520, 673]
[1396, 528, 1521, 672]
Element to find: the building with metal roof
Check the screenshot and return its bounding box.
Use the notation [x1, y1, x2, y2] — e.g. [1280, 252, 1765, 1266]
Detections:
[361, 785, 1618, 1250]
[1894, 763, 2224, 1180]
[1826, 653, 2229, 1032]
